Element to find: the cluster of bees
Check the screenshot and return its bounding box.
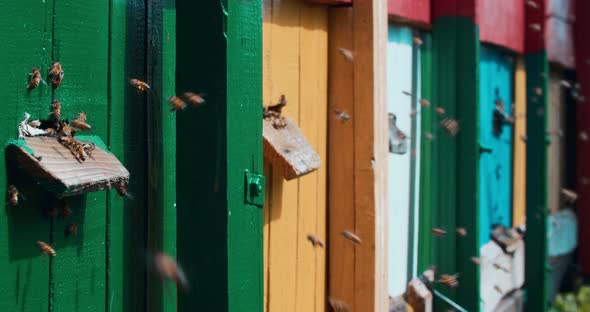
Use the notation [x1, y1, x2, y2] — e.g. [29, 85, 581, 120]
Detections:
[263, 95, 288, 129]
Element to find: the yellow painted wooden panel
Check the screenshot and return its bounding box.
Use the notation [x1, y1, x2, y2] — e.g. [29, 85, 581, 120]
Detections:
[512, 58, 527, 227]
[547, 68, 567, 214]
[263, 1, 328, 311]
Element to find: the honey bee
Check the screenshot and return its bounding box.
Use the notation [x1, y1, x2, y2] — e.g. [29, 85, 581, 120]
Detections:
[470, 257, 481, 265]
[183, 92, 206, 107]
[435, 107, 445, 115]
[494, 285, 503, 294]
[65, 223, 78, 237]
[306, 234, 325, 248]
[50, 100, 61, 121]
[46, 128, 57, 137]
[74, 144, 87, 162]
[60, 199, 71, 219]
[58, 124, 76, 138]
[526, 0, 539, 9]
[328, 297, 350, 312]
[36, 241, 56, 257]
[129, 79, 150, 92]
[82, 142, 96, 157]
[529, 23, 541, 32]
[438, 273, 459, 288]
[561, 188, 578, 203]
[337, 48, 354, 62]
[440, 118, 460, 136]
[27, 68, 42, 90]
[431, 228, 447, 237]
[419, 99, 431, 107]
[413, 37, 423, 46]
[534, 87, 543, 96]
[456, 227, 467, 237]
[267, 95, 287, 114]
[168, 96, 187, 112]
[341, 230, 362, 244]
[561, 80, 572, 88]
[7, 185, 19, 206]
[425, 133, 433, 140]
[154, 252, 189, 291]
[402, 91, 412, 96]
[48, 62, 64, 89]
[334, 109, 351, 122]
[115, 183, 134, 199]
[71, 112, 91, 131]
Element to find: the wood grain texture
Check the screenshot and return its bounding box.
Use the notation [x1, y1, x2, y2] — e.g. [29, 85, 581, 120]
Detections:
[574, 0, 590, 275]
[49, 1, 110, 311]
[477, 0, 524, 53]
[0, 0, 53, 311]
[512, 58, 527, 227]
[262, 118, 321, 180]
[387, 0, 431, 26]
[262, 2, 327, 311]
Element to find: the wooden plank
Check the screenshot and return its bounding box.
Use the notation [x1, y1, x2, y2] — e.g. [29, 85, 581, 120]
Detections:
[50, 1, 110, 311]
[477, 0, 525, 53]
[296, 5, 327, 312]
[353, 0, 388, 311]
[513, 57, 527, 227]
[524, 51, 550, 312]
[574, 0, 590, 275]
[327, 7, 356, 310]
[0, 1, 53, 310]
[265, 1, 301, 311]
[547, 69, 566, 214]
[387, 0, 431, 26]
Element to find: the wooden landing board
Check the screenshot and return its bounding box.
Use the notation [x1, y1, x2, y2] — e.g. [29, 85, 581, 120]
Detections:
[7, 136, 129, 198]
[263, 118, 321, 180]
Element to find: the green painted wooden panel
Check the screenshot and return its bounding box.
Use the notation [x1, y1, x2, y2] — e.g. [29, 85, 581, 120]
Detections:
[177, 0, 263, 311]
[0, 1, 53, 311]
[524, 51, 549, 312]
[431, 16, 479, 312]
[417, 32, 434, 274]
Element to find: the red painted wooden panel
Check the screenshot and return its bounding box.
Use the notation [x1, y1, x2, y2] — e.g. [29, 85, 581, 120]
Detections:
[524, 0, 546, 53]
[433, 0, 477, 20]
[546, 16, 575, 68]
[387, 0, 431, 25]
[575, 0, 590, 275]
[478, 0, 525, 53]
[305, 0, 351, 5]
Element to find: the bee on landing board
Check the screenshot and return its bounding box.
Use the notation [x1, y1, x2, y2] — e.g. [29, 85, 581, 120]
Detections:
[27, 68, 43, 90]
[36, 241, 56, 257]
[50, 100, 61, 121]
[153, 252, 189, 291]
[48, 62, 64, 89]
[340, 230, 362, 244]
[7, 185, 20, 207]
[129, 79, 150, 92]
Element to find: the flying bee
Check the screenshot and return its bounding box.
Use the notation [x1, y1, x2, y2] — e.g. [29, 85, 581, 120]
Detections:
[435, 107, 445, 115]
[65, 223, 78, 237]
[50, 100, 61, 121]
[438, 273, 459, 288]
[425, 133, 433, 140]
[529, 23, 541, 32]
[337, 48, 354, 62]
[341, 230, 362, 244]
[526, 0, 539, 9]
[168, 96, 187, 112]
[306, 234, 325, 248]
[71, 112, 91, 131]
[579, 131, 589, 141]
[334, 109, 351, 122]
[129, 78, 150, 92]
[432, 228, 447, 237]
[561, 80, 572, 88]
[182, 92, 206, 107]
[60, 199, 71, 220]
[471, 257, 481, 265]
[493, 263, 510, 273]
[419, 99, 431, 107]
[413, 37, 423, 46]
[36, 241, 56, 257]
[561, 188, 578, 203]
[456, 227, 467, 237]
[27, 68, 43, 90]
[440, 118, 460, 136]
[494, 285, 503, 294]
[328, 297, 350, 312]
[48, 62, 64, 89]
[402, 91, 412, 96]
[7, 185, 20, 206]
[534, 87, 543, 96]
[153, 252, 189, 291]
[115, 183, 134, 200]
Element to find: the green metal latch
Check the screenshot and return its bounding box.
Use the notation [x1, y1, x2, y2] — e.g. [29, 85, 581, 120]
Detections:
[245, 170, 265, 208]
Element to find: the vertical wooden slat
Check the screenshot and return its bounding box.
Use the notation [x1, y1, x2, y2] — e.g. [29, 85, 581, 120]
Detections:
[50, 1, 110, 311]
[512, 58, 527, 227]
[0, 1, 53, 310]
[547, 69, 566, 214]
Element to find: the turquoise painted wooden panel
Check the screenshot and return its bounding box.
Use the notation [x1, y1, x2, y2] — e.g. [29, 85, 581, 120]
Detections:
[478, 45, 514, 247]
[387, 24, 421, 297]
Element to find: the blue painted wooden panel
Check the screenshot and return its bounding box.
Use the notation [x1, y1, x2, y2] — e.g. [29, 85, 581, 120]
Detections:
[478, 45, 515, 247]
[387, 24, 421, 297]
